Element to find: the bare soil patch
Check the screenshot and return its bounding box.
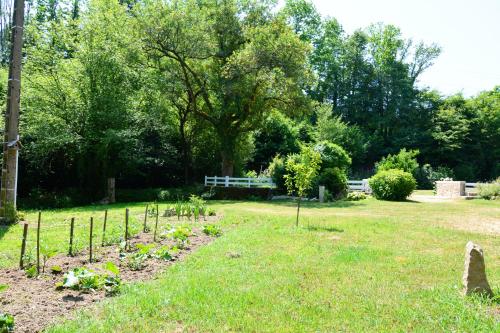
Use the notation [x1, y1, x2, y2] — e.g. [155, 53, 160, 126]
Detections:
[0, 216, 221, 333]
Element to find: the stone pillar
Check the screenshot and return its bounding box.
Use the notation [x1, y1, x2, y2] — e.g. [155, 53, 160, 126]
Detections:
[319, 186, 325, 203]
[435, 181, 465, 197]
[107, 178, 116, 204]
[463, 241, 493, 297]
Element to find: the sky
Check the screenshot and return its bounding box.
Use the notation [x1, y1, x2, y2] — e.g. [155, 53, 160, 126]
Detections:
[282, 0, 500, 97]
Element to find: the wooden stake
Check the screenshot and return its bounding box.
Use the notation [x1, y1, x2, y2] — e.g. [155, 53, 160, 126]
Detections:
[153, 204, 159, 242]
[36, 211, 41, 274]
[101, 209, 108, 246]
[89, 217, 93, 263]
[143, 204, 149, 232]
[125, 208, 129, 250]
[19, 223, 28, 269]
[69, 217, 75, 256]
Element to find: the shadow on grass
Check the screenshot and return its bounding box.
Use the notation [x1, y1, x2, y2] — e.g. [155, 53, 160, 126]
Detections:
[306, 225, 344, 233]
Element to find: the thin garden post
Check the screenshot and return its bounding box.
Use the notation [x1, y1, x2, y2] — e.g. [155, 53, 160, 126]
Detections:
[153, 204, 159, 242]
[101, 209, 108, 246]
[36, 211, 41, 274]
[125, 208, 129, 250]
[89, 217, 93, 263]
[143, 204, 148, 232]
[69, 217, 75, 256]
[19, 223, 28, 269]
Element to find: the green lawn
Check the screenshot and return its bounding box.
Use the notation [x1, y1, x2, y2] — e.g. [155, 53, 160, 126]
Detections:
[2, 197, 499, 332]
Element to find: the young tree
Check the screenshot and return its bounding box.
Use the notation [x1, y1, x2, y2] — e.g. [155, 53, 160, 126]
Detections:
[284, 145, 321, 226]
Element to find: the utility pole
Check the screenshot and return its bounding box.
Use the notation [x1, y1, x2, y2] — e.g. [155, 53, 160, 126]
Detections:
[0, 0, 24, 223]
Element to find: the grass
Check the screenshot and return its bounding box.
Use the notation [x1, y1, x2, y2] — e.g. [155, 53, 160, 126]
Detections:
[2, 196, 500, 332]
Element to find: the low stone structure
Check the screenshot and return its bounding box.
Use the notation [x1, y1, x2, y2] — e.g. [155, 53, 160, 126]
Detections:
[435, 181, 465, 197]
[462, 241, 493, 297]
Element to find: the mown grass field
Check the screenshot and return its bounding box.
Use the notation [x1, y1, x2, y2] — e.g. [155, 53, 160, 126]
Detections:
[1, 194, 499, 332]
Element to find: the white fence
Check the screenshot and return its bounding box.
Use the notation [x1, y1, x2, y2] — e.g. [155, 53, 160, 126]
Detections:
[205, 176, 276, 188]
[348, 179, 371, 193]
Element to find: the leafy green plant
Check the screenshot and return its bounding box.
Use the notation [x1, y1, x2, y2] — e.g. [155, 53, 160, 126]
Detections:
[207, 208, 216, 216]
[103, 262, 121, 296]
[154, 246, 173, 261]
[125, 253, 148, 271]
[40, 243, 57, 273]
[284, 145, 322, 226]
[369, 169, 416, 201]
[25, 266, 37, 278]
[175, 201, 182, 220]
[203, 224, 222, 237]
[63, 267, 100, 292]
[0, 284, 8, 293]
[477, 178, 500, 200]
[0, 313, 14, 333]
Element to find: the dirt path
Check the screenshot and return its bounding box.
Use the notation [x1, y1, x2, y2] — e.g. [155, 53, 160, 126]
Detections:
[0, 223, 218, 333]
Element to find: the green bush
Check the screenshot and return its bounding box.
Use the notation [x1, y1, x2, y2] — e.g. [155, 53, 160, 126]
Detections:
[313, 141, 351, 171]
[267, 154, 286, 191]
[369, 169, 416, 201]
[316, 167, 348, 198]
[477, 178, 500, 200]
[414, 164, 455, 189]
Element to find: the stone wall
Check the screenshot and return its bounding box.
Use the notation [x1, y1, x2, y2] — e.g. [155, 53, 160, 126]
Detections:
[435, 181, 465, 197]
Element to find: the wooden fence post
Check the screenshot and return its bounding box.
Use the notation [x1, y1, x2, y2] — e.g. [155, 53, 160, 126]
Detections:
[143, 204, 149, 232]
[101, 209, 108, 246]
[89, 217, 94, 263]
[36, 211, 41, 275]
[19, 223, 28, 269]
[69, 217, 75, 256]
[154, 204, 159, 242]
[125, 208, 129, 250]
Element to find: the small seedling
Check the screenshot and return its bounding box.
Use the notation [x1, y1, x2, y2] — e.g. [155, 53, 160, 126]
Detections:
[0, 284, 8, 293]
[50, 266, 63, 274]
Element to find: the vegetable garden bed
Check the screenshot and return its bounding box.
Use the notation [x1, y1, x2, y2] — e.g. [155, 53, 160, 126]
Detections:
[0, 215, 222, 333]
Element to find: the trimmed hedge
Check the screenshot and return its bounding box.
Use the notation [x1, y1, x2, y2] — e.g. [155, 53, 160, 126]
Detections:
[369, 169, 416, 201]
[204, 186, 273, 200]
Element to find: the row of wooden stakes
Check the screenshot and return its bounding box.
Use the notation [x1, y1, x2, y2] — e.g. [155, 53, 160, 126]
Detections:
[18, 204, 160, 275]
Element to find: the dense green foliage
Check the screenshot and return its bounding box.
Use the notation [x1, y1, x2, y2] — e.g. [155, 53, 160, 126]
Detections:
[369, 169, 417, 201]
[0, 0, 497, 206]
[477, 178, 500, 200]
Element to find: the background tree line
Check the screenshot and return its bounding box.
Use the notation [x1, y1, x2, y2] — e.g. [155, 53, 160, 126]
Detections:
[0, 0, 497, 206]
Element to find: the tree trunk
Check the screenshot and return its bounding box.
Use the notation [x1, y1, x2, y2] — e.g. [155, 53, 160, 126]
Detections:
[296, 196, 301, 227]
[221, 151, 234, 177]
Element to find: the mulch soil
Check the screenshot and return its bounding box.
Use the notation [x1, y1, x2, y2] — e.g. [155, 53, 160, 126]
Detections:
[0, 215, 221, 333]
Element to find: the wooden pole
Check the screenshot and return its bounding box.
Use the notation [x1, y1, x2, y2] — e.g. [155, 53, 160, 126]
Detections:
[69, 217, 75, 256]
[0, 0, 25, 220]
[143, 204, 148, 232]
[36, 211, 41, 274]
[153, 204, 159, 242]
[101, 209, 108, 246]
[19, 223, 28, 269]
[89, 217, 93, 263]
[125, 208, 129, 250]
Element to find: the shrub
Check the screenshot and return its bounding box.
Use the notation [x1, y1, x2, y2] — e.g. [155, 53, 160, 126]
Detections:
[477, 178, 500, 200]
[313, 141, 351, 171]
[369, 169, 416, 201]
[316, 167, 348, 198]
[267, 154, 286, 191]
[346, 192, 367, 201]
[375, 149, 419, 174]
[414, 164, 455, 189]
